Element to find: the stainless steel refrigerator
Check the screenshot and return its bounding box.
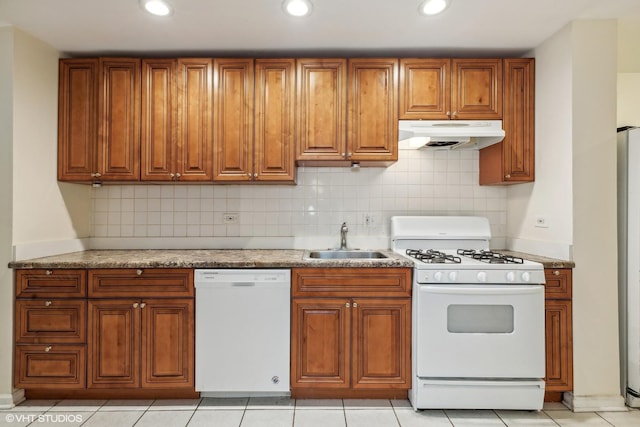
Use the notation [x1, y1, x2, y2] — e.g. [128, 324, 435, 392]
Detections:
[618, 126, 640, 407]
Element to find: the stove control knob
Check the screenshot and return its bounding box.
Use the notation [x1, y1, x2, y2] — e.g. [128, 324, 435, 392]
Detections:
[506, 271, 516, 282]
[521, 272, 531, 282]
[448, 271, 458, 282]
[477, 271, 487, 282]
[434, 271, 443, 282]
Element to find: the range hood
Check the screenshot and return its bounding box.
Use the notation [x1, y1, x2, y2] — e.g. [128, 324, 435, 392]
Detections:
[398, 120, 505, 150]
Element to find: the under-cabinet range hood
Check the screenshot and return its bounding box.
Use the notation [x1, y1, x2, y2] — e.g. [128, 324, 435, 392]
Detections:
[398, 120, 505, 150]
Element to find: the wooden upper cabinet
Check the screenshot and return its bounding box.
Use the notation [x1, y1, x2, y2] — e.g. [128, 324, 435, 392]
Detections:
[254, 59, 296, 182]
[58, 59, 99, 181]
[296, 59, 347, 162]
[141, 59, 176, 181]
[97, 58, 141, 181]
[348, 58, 398, 163]
[480, 58, 535, 185]
[213, 59, 254, 182]
[176, 58, 214, 181]
[452, 58, 502, 119]
[399, 58, 502, 120]
[399, 58, 450, 120]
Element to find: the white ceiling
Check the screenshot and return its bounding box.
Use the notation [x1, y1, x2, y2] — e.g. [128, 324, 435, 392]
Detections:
[1, 0, 640, 56]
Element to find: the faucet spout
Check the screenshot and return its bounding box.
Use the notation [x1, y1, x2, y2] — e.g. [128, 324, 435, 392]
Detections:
[339, 222, 349, 250]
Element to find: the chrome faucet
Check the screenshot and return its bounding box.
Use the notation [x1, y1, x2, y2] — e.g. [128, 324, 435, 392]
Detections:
[339, 222, 349, 250]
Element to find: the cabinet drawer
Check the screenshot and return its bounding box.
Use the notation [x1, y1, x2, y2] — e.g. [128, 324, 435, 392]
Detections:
[293, 268, 411, 297]
[88, 269, 194, 298]
[544, 269, 572, 299]
[15, 344, 86, 389]
[16, 269, 86, 298]
[16, 300, 86, 344]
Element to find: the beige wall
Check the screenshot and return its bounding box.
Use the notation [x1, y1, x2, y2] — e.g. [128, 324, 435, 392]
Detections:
[617, 17, 640, 128]
[508, 20, 624, 410]
[0, 27, 15, 407]
[11, 29, 91, 247]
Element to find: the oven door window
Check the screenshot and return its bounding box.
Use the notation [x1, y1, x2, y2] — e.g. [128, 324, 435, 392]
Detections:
[416, 284, 545, 379]
[447, 304, 514, 333]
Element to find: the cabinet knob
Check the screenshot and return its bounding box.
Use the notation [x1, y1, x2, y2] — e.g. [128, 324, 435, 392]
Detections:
[353, 302, 358, 308]
[92, 172, 102, 178]
[175, 173, 181, 179]
[452, 111, 458, 117]
[44, 346, 52, 352]
[133, 302, 139, 308]
[170, 173, 175, 178]
[554, 270, 560, 276]
[136, 269, 143, 276]
[347, 152, 352, 158]
[505, 174, 511, 179]
[247, 173, 251, 177]
[45, 270, 53, 275]
[44, 301, 52, 307]
[345, 302, 350, 308]
[341, 153, 346, 157]
[254, 173, 258, 178]
[140, 303, 146, 309]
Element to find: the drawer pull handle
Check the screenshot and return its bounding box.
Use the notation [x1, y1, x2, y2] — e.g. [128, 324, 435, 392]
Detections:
[136, 269, 143, 276]
[44, 346, 52, 352]
[44, 301, 52, 307]
[554, 270, 560, 276]
[45, 270, 53, 275]
[140, 303, 146, 309]
[133, 303, 139, 308]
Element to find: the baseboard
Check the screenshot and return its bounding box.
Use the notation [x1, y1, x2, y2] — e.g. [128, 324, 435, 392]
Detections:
[563, 392, 628, 412]
[0, 389, 25, 409]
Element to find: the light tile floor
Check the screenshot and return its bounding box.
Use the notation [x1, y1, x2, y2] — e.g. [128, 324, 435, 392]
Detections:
[1, 398, 640, 426]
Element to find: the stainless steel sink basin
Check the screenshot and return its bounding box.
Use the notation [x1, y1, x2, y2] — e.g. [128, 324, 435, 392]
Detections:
[305, 250, 388, 259]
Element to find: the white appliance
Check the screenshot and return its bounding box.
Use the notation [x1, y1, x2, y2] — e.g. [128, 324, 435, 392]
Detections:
[398, 120, 505, 150]
[617, 126, 640, 407]
[195, 269, 291, 397]
[390, 216, 546, 410]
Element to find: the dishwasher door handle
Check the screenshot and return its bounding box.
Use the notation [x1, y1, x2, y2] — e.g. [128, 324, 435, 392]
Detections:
[231, 282, 256, 286]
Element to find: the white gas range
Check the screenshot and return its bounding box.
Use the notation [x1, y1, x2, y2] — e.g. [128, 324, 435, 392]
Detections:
[390, 216, 546, 411]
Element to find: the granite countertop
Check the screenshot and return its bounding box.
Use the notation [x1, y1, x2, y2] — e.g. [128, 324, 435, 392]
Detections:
[496, 250, 575, 269]
[9, 249, 414, 269]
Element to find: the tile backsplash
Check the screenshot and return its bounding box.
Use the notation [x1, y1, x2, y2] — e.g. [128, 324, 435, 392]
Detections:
[91, 150, 507, 248]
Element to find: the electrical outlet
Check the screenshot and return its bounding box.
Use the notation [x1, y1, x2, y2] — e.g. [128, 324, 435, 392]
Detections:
[363, 213, 377, 227]
[535, 216, 548, 228]
[223, 213, 239, 224]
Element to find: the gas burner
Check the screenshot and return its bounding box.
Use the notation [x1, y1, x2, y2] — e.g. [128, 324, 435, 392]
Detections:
[457, 249, 524, 264]
[406, 249, 462, 264]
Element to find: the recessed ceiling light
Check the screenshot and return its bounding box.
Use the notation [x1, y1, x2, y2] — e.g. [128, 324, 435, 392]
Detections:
[282, 0, 313, 17]
[141, 0, 173, 16]
[419, 0, 451, 16]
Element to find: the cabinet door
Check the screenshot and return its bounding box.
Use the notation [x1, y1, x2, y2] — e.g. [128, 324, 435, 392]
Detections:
[291, 299, 350, 388]
[399, 58, 450, 120]
[58, 59, 98, 181]
[213, 59, 254, 182]
[97, 58, 141, 181]
[176, 58, 213, 181]
[141, 59, 176, 181]
[352, 299, 410, 388]
[545, 300, 573, 392]
[15, 345, 86, 389]
[141, 299, 194, 388]
[452, 59, 502, 119]
[87, 300, 140, 388]
[296, 59, 347, 161]
[348, 59, 398, 162]
[479, 58, 534, 185]
[544, 268, 572, 300]
[254, 59, 296, 182]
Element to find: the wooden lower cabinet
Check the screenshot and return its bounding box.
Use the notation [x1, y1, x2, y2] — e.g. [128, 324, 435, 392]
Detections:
[291, 268, 411, 398]
[88, 298, 194, 389]
[544, 268, 573, 401]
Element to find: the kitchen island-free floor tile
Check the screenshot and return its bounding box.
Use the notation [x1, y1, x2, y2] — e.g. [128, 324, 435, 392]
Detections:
[293, 409, 346, 427]
[134, 409, 195, 427]
[247, 396, 295, 409]
[240, 409, 294, 427]
[199, 397, 248, 409]
[295, 399, 343, 409]
[0, 412, 45, 427]
[80, 410, 144, 427]
[595, 409, 640, 427]
[495, 409, 557, 426]
[28, 411, 95, 427]
[50, 400, 106, 412]
[444, 409, 507, 426]
[345, 408, 400, 427]
[187, 409, 244, 427]
[98, 399, 153, 411]
[149, 399, 201, 411]
[544, 409, 613, 425]
[394, 408, 453, 426]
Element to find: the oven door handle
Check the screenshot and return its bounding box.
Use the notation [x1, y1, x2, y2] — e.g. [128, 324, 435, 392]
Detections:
[423, 285, 543, 296]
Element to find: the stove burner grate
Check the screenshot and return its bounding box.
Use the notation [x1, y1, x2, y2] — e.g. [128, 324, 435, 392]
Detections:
[457, 249, 524, 264]
[406, 249, 462, 264]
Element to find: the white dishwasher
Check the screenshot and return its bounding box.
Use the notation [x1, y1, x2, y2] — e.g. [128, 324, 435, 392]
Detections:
[195, 269, 291, 397]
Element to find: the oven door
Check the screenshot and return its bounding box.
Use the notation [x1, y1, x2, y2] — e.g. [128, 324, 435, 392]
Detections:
[416, 284, 545, 379]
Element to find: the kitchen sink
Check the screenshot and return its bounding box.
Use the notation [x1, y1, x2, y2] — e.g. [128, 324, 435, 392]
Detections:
[305, 250, 388, 259]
